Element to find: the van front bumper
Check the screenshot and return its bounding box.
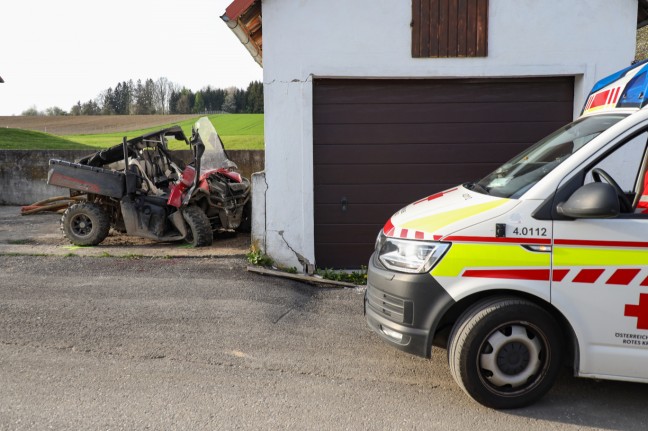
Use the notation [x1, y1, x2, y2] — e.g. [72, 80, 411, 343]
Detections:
[364, 253, 455, 358]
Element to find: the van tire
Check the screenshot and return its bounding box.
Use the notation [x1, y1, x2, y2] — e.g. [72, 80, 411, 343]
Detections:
[182, 205, 213, 247]
[447, 297, 562, 409]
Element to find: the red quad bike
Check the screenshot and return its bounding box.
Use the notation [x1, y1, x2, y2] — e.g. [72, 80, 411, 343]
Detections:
[47, 117, 251, 247]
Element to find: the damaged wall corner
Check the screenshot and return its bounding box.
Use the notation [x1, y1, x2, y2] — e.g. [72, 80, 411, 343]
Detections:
[277, 230, 315, 275]
[264, 229, 314, 275]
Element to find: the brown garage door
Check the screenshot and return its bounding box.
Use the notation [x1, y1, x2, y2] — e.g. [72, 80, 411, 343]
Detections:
[313, 77, 574, 268]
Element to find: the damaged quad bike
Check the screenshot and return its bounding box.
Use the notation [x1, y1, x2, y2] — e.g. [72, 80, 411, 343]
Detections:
[47, 117, 251, 247]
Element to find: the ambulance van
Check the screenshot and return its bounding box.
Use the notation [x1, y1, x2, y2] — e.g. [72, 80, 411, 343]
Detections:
[365, 60, 648, 409]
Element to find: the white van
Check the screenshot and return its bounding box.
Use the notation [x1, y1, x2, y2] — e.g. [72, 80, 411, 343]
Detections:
[365, 60, 648, 408]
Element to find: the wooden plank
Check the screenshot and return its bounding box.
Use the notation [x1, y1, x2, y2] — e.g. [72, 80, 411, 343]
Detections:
[457, 0, 467, 56]
[412, 0, 422, 57]
[247, 266, 359, 287]
[420, 0, 431, 57]
[448, 0, 459, 57]
[476, 0, 488, 56]
[429, 0, 439, 57]
[466, 0, 477, 56]
[438, 0, 449, 57]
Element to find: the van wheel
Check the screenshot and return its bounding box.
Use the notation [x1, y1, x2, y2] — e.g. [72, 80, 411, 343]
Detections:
[447, 297, 562, 409]
[182, 206, 213, 247]
[61, 202, 111, 246]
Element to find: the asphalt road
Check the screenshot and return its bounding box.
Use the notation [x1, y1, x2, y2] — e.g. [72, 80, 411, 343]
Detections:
[0, 255, 646, 430]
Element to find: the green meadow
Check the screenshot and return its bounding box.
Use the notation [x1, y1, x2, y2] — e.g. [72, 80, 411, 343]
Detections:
[0, 128, 92, 150]
[0, 114, 264, 150]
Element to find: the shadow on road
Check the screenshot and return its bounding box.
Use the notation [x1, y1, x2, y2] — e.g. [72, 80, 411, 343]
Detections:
[506, 368, 646, 430]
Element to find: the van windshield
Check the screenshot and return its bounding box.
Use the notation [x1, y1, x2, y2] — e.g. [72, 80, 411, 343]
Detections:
[471, 114, 628, 198]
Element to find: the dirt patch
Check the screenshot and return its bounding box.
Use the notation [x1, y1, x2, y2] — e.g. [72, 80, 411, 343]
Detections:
[0, 115, 198, 135]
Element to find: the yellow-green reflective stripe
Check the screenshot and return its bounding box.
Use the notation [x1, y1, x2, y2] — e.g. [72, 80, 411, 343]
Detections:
[431, 243, 550, 277]
[554, 247, 648, 267]
[401, 200, 507, 233]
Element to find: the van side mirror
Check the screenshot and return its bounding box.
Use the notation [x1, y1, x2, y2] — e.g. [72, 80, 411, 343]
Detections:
[556, 182, 620, 219]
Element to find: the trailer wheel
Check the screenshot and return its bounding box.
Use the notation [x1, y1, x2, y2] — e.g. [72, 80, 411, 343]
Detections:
[61, 202, 111, 246]
[447, 297, 562, 409]
[182, 206, 213, 247]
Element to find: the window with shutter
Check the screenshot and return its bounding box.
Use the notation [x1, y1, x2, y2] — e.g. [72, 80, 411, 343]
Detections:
[412, 0, 488, 58]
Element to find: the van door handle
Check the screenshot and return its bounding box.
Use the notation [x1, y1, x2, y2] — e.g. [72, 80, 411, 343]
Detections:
[341, 197, 348, 212]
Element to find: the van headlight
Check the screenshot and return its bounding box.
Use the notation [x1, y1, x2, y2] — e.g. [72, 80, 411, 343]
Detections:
[376, 233, 449, 274]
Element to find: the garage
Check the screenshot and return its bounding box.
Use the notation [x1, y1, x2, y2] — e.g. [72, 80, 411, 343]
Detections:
[313, 77, 574, 268]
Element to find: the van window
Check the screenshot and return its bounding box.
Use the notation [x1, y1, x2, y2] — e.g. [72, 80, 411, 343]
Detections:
[472, 114, 627, 198]
[584, 131, 648, 194]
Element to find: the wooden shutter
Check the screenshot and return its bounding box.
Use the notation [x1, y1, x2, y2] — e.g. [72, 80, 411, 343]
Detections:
[412, 0, 488, 58]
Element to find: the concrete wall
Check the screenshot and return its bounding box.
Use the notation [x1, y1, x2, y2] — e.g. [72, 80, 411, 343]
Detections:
[0, 150, 264, 205]
[260, 0, 638, 269]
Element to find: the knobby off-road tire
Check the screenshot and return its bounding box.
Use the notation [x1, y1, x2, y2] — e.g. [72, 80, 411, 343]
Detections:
[61, 202, 111, 246]
[182, 206, 213, 247]
[447, 297, 563, 409]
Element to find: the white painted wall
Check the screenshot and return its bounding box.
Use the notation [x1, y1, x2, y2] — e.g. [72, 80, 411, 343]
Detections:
[259, 0, 638, 269]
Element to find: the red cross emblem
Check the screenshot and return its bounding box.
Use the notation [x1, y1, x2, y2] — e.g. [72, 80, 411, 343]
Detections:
[625, 294, 648, 330]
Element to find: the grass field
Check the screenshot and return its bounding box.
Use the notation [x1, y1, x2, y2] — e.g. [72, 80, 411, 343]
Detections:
[0, 114, 264, 150]
[0, 128, 93, 150]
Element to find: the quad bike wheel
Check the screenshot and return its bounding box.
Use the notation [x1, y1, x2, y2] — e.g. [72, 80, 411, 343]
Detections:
[447, 297, 563, 409]
[182, 205, 213, 247]
[61, 202, 111, 246]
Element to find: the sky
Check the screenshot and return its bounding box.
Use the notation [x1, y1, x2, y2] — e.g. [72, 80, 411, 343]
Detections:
[0, 0, 263, 116]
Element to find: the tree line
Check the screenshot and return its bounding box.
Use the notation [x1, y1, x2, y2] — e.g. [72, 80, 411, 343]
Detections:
[22, 78, 264, 116]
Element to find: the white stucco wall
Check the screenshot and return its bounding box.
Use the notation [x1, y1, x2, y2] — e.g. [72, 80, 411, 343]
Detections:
[259, 0, 638, 269]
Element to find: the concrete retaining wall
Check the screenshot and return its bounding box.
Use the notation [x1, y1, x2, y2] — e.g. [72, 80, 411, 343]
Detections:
[0, 150, 265, 205]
